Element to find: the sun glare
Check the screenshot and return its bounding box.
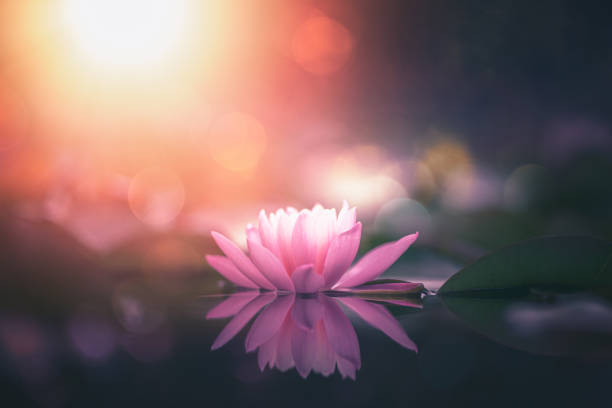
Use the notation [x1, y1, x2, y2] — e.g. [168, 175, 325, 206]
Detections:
[61, 0, 190, 70]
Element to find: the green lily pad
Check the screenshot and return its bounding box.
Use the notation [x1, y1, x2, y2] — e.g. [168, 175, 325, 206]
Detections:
[441, 295, 612, 357]
[439, 236, 612, 294]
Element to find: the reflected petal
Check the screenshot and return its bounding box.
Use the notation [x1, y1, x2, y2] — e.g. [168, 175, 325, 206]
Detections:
[257, 332, 278, 371]
[291, 297, 324, 331]
[211, 231, 275, 290]
[208, 291, 421, 380]
[360, 296, 423, 309]
[211, 293, 276, 350]
[245, 294, 295, 352]
[321, 296, 360, 368]
[338, 297, 417, 351]
[313, 322, 336, 377]
[205, 255, 258, 289]
[274, 318, 295, 371]
[206, 292, 261, 319]
[337, 356, 357, 380]
[291, 325, 318, 378]
[333, 233, 419, 289]
[322, 222, 362, 288]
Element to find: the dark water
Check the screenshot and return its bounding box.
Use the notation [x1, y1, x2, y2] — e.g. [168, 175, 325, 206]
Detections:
[2, 282, 612, 408]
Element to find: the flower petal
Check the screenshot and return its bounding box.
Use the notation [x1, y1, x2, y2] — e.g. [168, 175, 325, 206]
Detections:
[258, 210, 280, 256]
[337, 297, 417, 351]
[206, 291, 261, 319]
[314, 209, 337, 273]
[205, 255, 258, 289]
[321, 296, 360, 368]
[291, 297, 324, 331]
[275, 209, 297, 273]
[246, 224, 261, 245]
[211, 293, 276, 350]
[337, 281, 424, 295]
[245, 294, 295, 352]
[291, 211, 317, 267]
[322, 222, 362, 288]
[211, 231, 275, 290]
[247, 239, 295, 291]
[333, 232, 419, 289]
[337, 201, 356, 233]
[291, 264, 324, 293]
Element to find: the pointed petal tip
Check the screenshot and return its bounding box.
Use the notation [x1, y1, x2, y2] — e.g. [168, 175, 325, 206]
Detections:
[402, 231, 419, 243]
[322, 222, 362, 288]
[205, 254, 260, 289]
[332, 231, 419, 289]
[205, 291, 261, 319]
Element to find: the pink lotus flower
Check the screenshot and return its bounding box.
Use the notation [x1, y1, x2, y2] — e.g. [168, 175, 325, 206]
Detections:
[206, 202, 418, 293]
[206, 292, 418, 379]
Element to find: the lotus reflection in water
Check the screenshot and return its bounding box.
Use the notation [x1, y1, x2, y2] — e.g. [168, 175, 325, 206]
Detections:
[207, 292, 418, 379]
[205, 202, 419, 293]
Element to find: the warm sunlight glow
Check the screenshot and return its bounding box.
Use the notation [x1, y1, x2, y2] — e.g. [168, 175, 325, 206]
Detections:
[61, 0, 189, 70]
[207, 113, 268, 173]
[304, 146, 406, 212]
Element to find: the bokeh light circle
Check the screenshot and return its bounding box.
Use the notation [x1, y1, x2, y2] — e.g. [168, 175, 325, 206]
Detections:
[503, 164, 551, 212]
[292, 15, 353, 76]
[112, 281, 166, 334]
[68, 309, 116, 361]
[375, 198, 431, 238]
[423, 139, 472, 188]
[207, 112, 267, 173]
[128, 167, 185, 228]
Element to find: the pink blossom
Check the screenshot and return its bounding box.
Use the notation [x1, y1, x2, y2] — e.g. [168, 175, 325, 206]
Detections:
[206, 202, 418, 293]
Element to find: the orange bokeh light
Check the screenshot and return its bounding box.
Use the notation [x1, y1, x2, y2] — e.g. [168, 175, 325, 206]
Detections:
[128, 167, 185, 228]
[292, 14, 354, 76]
[207, 112, 268, 173]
